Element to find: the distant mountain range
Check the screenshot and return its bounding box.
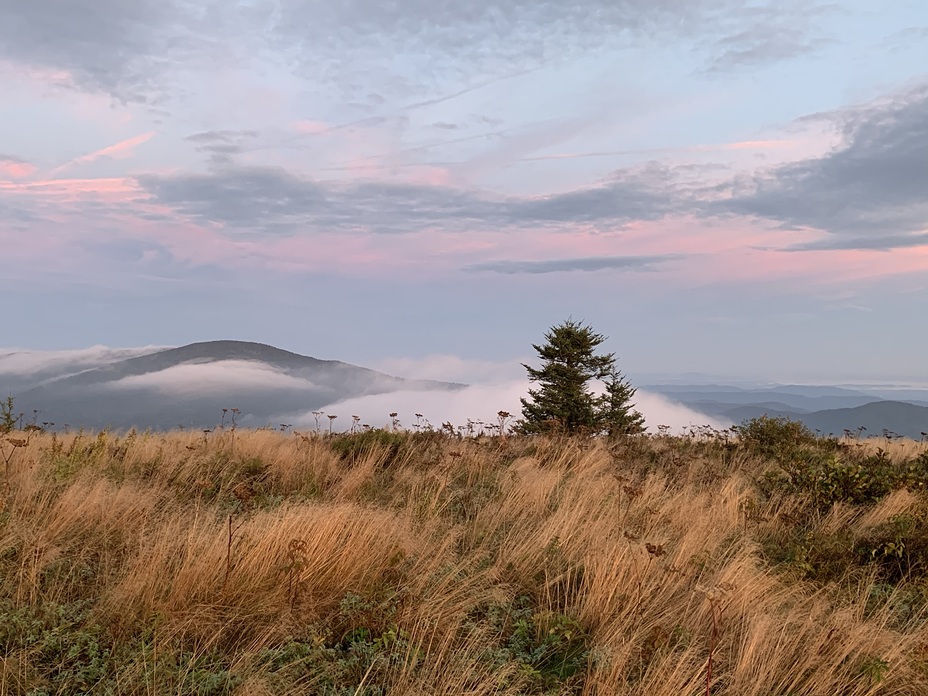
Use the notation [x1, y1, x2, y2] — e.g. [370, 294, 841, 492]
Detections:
[2, 342, 926, 438]
[0, 341, 463, 431]
[645, 384, 928, 440]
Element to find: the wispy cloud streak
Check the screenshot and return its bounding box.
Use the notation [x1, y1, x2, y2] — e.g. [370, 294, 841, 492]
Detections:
[50, 132, 157, 175]
[465, 254, 685, 274]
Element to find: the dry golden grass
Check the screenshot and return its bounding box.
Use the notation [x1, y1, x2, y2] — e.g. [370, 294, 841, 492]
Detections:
[0, 428, 926, 694]
[845, 437, 928, 460]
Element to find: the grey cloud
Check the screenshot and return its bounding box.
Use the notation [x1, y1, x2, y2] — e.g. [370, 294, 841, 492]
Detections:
[513, 166, 683, 224]
[137, 167, 330, 228]
[716, 84, 928, 248]
[785, 233, 928, 252]
[473, 115, 505, 127]
[137, 212, 173, 222]
[708, 29, 817, 71]
[465, 254, 685, 274]
[430, 122, 460, 130]
[185, 130, 260, 143]
[0, 0, 193, 100]
[137, 162, 685, 233]
[185, 130, 260, 165]
[76, 238, 167, 265]
[0, 153, 27, 164]
[704, 3, 835, 71]
[139, 167, 513, 233]
[0, 190, 48, 227]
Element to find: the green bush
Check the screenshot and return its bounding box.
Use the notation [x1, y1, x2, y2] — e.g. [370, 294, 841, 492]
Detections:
[256, 591, 413, 696]
[0, 601, 243, 695]
[0, 601, 116, 694]
[735, 415, 820, 460]
[741, 416, 928, 510]
[473, 595, 590, 693]
[857, 510, 928, 583]
[763, 448, 928, 510]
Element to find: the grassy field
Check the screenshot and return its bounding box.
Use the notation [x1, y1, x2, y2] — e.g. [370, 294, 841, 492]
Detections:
[1, 423, 928, 694]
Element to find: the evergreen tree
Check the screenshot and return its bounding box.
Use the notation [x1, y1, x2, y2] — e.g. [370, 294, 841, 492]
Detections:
[599, 367, 645, 435]
[519, 320, 646, 435]
[519, 320, 615, 434]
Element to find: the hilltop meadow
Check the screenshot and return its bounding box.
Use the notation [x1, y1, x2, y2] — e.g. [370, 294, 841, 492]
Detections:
[2, 420, 928, 695]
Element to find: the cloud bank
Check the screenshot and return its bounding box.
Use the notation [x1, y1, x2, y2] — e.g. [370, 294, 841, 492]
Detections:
[108, 360, 316, 396]
[0, 346, 163, 378]
[135, 163, 682, 235]
[295, 382, 726, 434]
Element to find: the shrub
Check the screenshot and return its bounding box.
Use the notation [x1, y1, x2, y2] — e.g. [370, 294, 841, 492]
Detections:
[735, 415, 819, 460]
[763, 448, 928, 510]
[858, 510, 928, 583]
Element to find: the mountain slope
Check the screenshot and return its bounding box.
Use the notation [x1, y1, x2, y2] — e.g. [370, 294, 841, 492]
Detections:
[797, 401, 928, 439]
[6, 341, 463, 431]
[646, 388, 880, 412]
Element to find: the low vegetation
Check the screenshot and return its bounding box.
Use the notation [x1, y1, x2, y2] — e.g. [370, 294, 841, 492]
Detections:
[2, 416, 928, 694]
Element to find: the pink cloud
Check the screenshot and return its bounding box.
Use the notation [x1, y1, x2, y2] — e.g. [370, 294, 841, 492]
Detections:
[724, 139, 793, 151]
[129, 210, 928, 285]
[403, 215, 928, 287]
[0, 159, 35, 179]
[0, 176, 140, 201]
[612, 218, 928, 287]
[5, 203, 925, 295]
[692, 245, 928, 288]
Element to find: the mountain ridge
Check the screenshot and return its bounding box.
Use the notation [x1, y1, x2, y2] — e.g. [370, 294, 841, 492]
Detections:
[2, 340, 464, 431]
[646, 384, 928, 439]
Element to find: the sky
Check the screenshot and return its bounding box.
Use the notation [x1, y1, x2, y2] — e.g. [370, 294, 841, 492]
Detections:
[2, 0, 928, 386]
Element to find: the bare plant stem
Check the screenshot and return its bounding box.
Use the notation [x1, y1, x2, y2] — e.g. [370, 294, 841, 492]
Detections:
[223, 513, 245, 590]
[229, 409, 240, 455]
[2, 446, 13, 481]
